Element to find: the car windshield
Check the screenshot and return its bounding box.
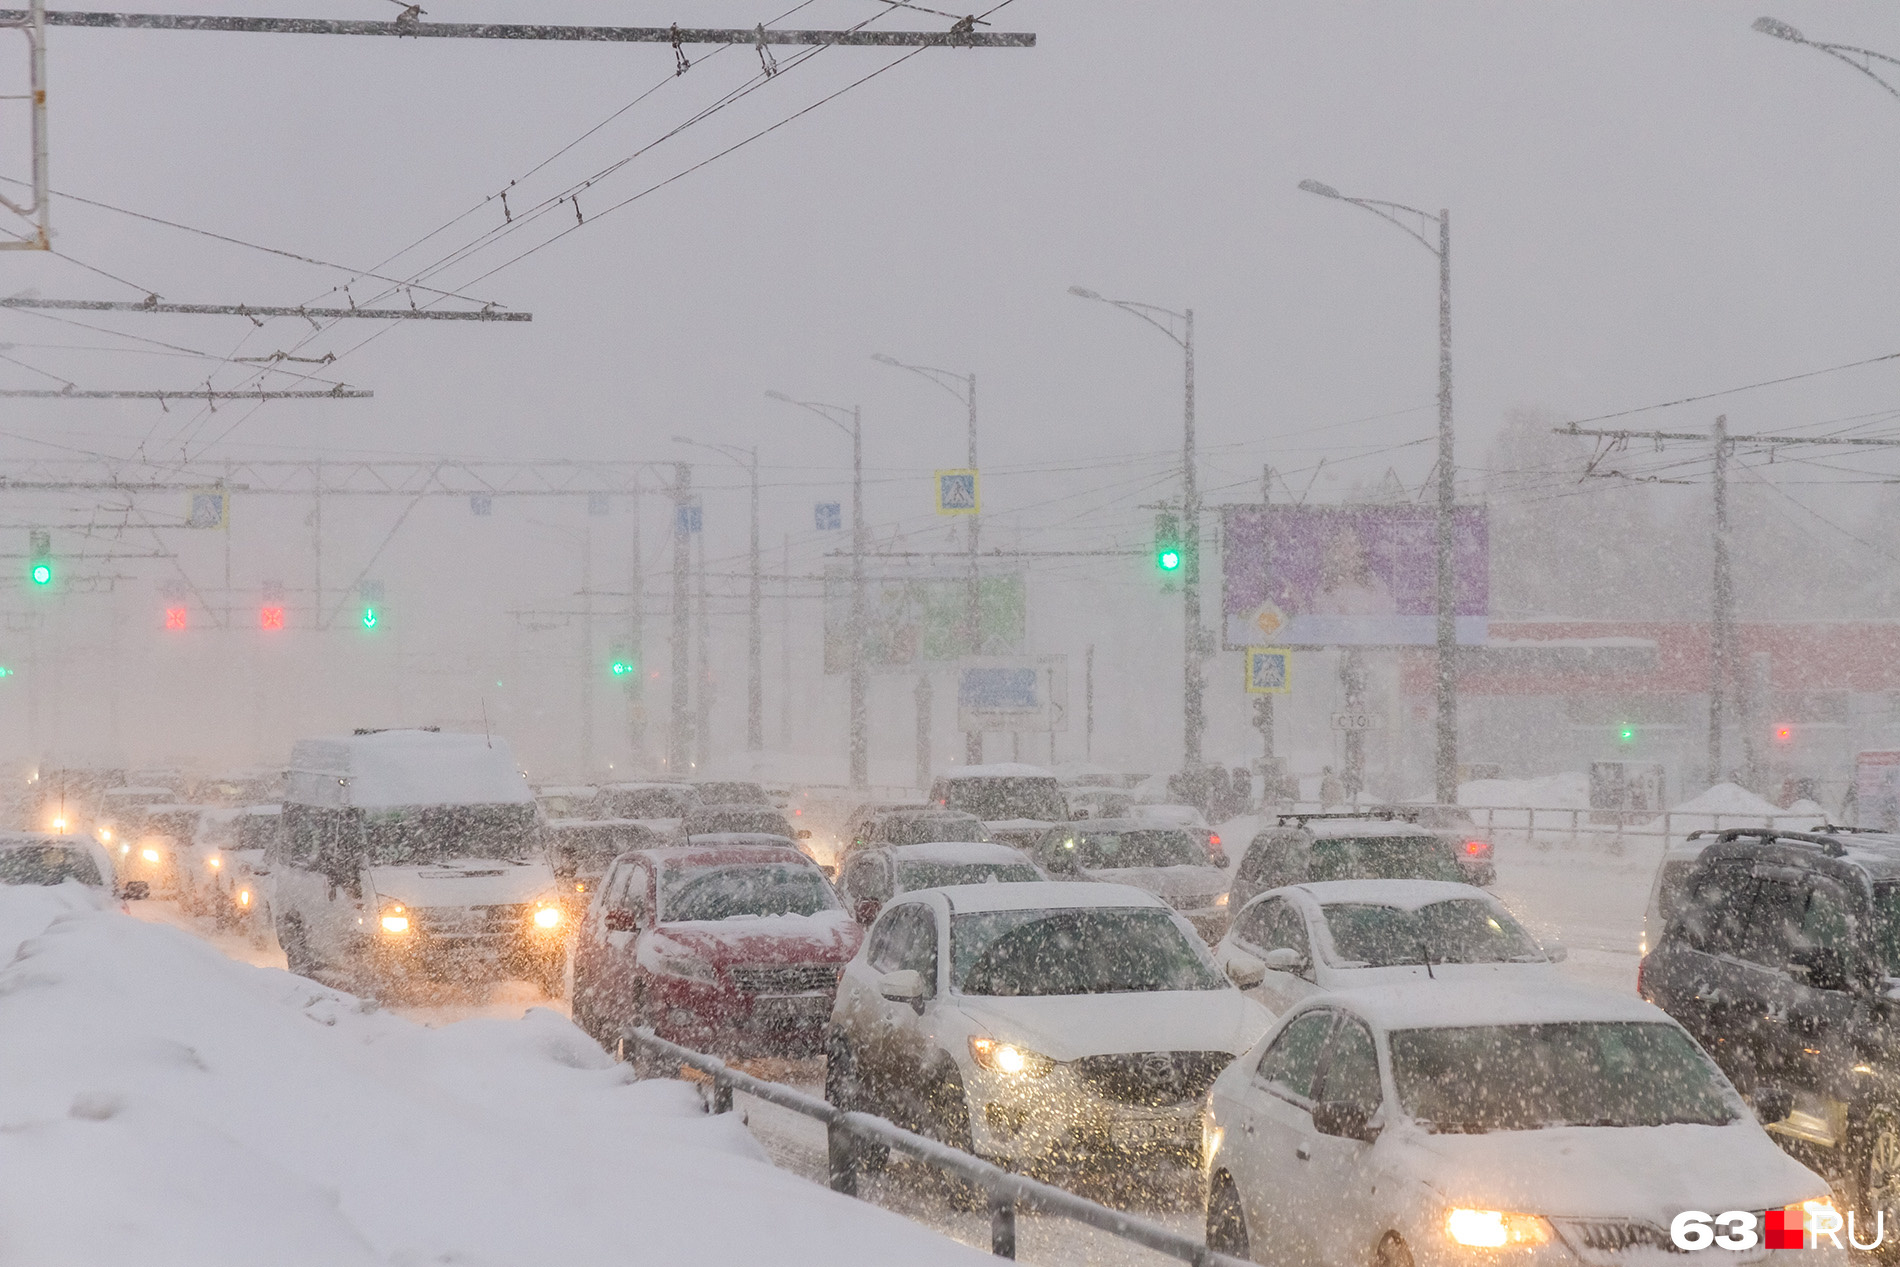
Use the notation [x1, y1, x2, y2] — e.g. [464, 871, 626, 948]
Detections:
[0, 844, 103, 887]
[1390, 1022, 1739, 1133]
[361, 803, 539, 865]
[1874, 885, 1900, 976]
[1322, 900, 1544, 967]
[661, 862, 837, 922]
[952, 907, 1227, 995]
[236, 815, 280, 852]
[598, 788, 696, 819]
[885, 815, 991, 845]
[940, 777, 1067, 823]
[896, 861, 1040, 890]
[1062, 828, 1205, 869]
[685, 808, 793, 837]
[1311, 834, 1462, 882]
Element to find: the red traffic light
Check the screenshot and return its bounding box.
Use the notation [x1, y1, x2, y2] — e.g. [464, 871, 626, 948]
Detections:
[164, 606, 188, 631]
[1774, 724, 1793, 744]
[259, 606, 286, 631]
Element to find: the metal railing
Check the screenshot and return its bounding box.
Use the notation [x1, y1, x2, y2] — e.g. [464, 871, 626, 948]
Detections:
[1268, 801, 1830, 851]
[621, 1027, 1247, 1266]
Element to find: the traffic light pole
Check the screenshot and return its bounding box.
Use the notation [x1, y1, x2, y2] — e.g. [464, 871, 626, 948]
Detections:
[669, 463, 692, 774]
[1181, 308, 1203, 770]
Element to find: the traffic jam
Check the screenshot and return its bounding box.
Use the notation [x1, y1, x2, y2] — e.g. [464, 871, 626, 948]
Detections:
[8, 739, 1894, 1264]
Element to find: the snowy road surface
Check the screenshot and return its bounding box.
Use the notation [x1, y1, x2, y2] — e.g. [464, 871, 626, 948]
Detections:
[15, 828, 1662, 1266]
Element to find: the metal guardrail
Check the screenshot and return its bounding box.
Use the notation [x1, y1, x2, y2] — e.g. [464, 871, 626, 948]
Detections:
[621, 1027, 1248, 1266]
[1270, 801, 1828, 850]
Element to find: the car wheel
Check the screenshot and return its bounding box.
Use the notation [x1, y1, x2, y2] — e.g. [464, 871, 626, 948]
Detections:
[278, 916, 319, 978]
[1206, 1171, 1251, 1260]
[1377, 1233, 1415, 1267]
[1853, 1104, 1900, 1260]
[921, 1063, 983, 1210]
[824, 1030, 888, 1174]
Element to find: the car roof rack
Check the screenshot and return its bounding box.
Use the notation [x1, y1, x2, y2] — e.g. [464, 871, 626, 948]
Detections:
[1276, 808, 1421, 827]
[1687, 826, 1849, 857]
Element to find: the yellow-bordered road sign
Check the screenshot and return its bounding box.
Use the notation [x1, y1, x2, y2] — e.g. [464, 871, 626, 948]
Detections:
[936, 469, 979, 515]
[1245, 647, 1291, 694]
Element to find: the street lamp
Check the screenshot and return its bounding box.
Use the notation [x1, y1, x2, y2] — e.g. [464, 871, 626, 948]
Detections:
[765, 390, 868, 790]
[873, 352, 982, 764]
[1068, 286, 1204, 770]
[1752, 16, 1900, 101]
[1300, 176, 1459, 804]
[674, 436, 763, 754]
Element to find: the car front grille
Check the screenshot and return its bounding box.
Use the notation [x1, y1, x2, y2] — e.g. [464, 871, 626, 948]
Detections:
[1070, 1051, 1231, 1107]
[728, 963, 841, 995]
[1551, 1218, 1684, 1255]
[408, 903, 531, 938]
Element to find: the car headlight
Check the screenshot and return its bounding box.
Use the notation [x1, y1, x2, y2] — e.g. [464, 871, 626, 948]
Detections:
[1444, 1209, 1551, 1248]
[532, 904, 562, 930]
[380, 903, 410, 935]
[141, 848, 162, 863]
[1214, 892, 1230, 907]
[654, 952, 718, 983]
[969, 1036, 1054, 1077]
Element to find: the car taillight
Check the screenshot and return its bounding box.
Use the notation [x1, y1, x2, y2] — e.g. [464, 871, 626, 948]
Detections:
[1209, 834, 1221, 847]
[1464, 840, 1490, 857]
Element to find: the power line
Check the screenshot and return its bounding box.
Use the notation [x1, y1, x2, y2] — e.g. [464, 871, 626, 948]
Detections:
[0, 296, 528, 321]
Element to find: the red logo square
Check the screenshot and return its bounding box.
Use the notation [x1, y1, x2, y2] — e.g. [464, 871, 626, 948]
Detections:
[1764, 1207, 1805, 1250]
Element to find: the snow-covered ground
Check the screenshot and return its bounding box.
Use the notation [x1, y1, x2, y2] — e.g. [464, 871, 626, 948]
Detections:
[0, 884, 993, 1267]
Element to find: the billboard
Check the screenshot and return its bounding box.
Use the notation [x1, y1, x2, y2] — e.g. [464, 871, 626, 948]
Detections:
[1221, 504, 1487, 649]
[823, 570, 1025, 674]
[957, 656, 1068, 732]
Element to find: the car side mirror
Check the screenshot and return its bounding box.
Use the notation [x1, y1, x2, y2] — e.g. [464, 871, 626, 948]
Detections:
[1312, 1100, 1377, 1142]
[1225, 951, 1266, 989]
[118, 881, 149, 901]
[605, 907, 640, 933]
[878, 968, 927, 1013]
[1754, 1086, 1794, 1124]
[1260, 946, 1307, 973]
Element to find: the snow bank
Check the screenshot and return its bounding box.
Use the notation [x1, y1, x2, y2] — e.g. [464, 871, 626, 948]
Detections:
[1458, 772, 1591, 810]
[0, 891, 987, 1267]
[1666, 782, 1782, 817]
[1632, 782, 1826, 836]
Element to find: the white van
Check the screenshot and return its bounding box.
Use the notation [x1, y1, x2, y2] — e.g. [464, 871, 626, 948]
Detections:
[926, 763, 1068, 851]
[268, 730, 565, 994]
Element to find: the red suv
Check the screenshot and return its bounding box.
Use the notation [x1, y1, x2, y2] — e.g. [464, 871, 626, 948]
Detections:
[571, 841, 862, 1058]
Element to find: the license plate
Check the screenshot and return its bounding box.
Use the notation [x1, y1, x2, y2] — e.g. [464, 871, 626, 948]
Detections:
[1113, 1115, 1192, 1148]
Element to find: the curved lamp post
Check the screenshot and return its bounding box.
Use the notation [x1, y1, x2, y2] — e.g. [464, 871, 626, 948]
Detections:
[1753, 17, 1900, 101]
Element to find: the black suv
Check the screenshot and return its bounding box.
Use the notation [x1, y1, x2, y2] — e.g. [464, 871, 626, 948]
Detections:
[1641, 828, 1900, 1229]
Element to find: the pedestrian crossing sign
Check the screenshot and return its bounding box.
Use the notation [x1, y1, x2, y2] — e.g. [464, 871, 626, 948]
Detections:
[936, 469, 979, 515]
[1245, 647, 1291, 694]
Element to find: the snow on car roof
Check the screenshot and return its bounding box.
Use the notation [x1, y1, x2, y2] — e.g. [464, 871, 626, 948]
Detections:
[886, 842, 1034, 865]
[1324, 980, 1669, 1033]
[287, 731, 532, 810]
[1290, 879, 1494, 909]
[930, 879, 1164, 913]
[637, 841, 810, 866]
[938, 763, 1057, 780]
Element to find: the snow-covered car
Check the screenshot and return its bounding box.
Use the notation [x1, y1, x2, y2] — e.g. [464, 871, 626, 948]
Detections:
[692, 780, 775, 808]
[592, 782, 701, 837]
[0, 831, 117, 897]
[679, 804, 804, 843]
[1027, 819, 1232, 940]
[269, 730, 568, 995]
[533, 784, 599, 820]
[102, 802, 208, 899]
[1212, 880, 1560, 1014]
[1203, 983, 1845, 1267]
[1065, 787, 1134, 820]
[571, 841, 861, 1058]
[181, 804, 281, 927]
[545, 817, 670, 899]
[928, 764, 1068, 852]
[825, 881, 1270, 1170]
[1392, 805, 1497, 887]
[847, 809, 992, 857]
[836, 841, 1044, 924]
[1231, 814, 1469, 912]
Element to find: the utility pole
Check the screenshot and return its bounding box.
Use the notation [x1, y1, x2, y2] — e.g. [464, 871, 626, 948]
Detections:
[1254, 466, 1276, 791]
[746, 448, 762, 753]
[669, 464, 691, 774]
[850, 406, 868, 790]
[1560, 417, 1900, 789]
[914, 674, 932, 793]
[628, 483, 647, 768]
[581, 520, 595, 776]
[1710, 416, 1733, 785]
[1085, 643, 1095, 762]
[781, 532, 794, 751]
[695, 526, 711, 772]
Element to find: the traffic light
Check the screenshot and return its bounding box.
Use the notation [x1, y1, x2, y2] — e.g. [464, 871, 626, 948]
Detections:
[27, 529, 50, 587]
[1618, 723, 1636, 744]
[164, 606, 189, 631]
[1774, 723, 1794, 745]
[608, 644, 637, 679]
[1154, 511, 1183, 573]
[359, 580, 383, 632]
[260, 582, 285, 631]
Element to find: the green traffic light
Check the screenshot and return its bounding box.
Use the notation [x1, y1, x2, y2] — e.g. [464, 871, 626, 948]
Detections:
[361, 606, 379, 630]
[1618, 724, 1635, 743]
[1157, 548, 1182, 572]
[29, 562, 50, 586]
[610, 659, 635, 677]
[0, 666, 12, 678]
